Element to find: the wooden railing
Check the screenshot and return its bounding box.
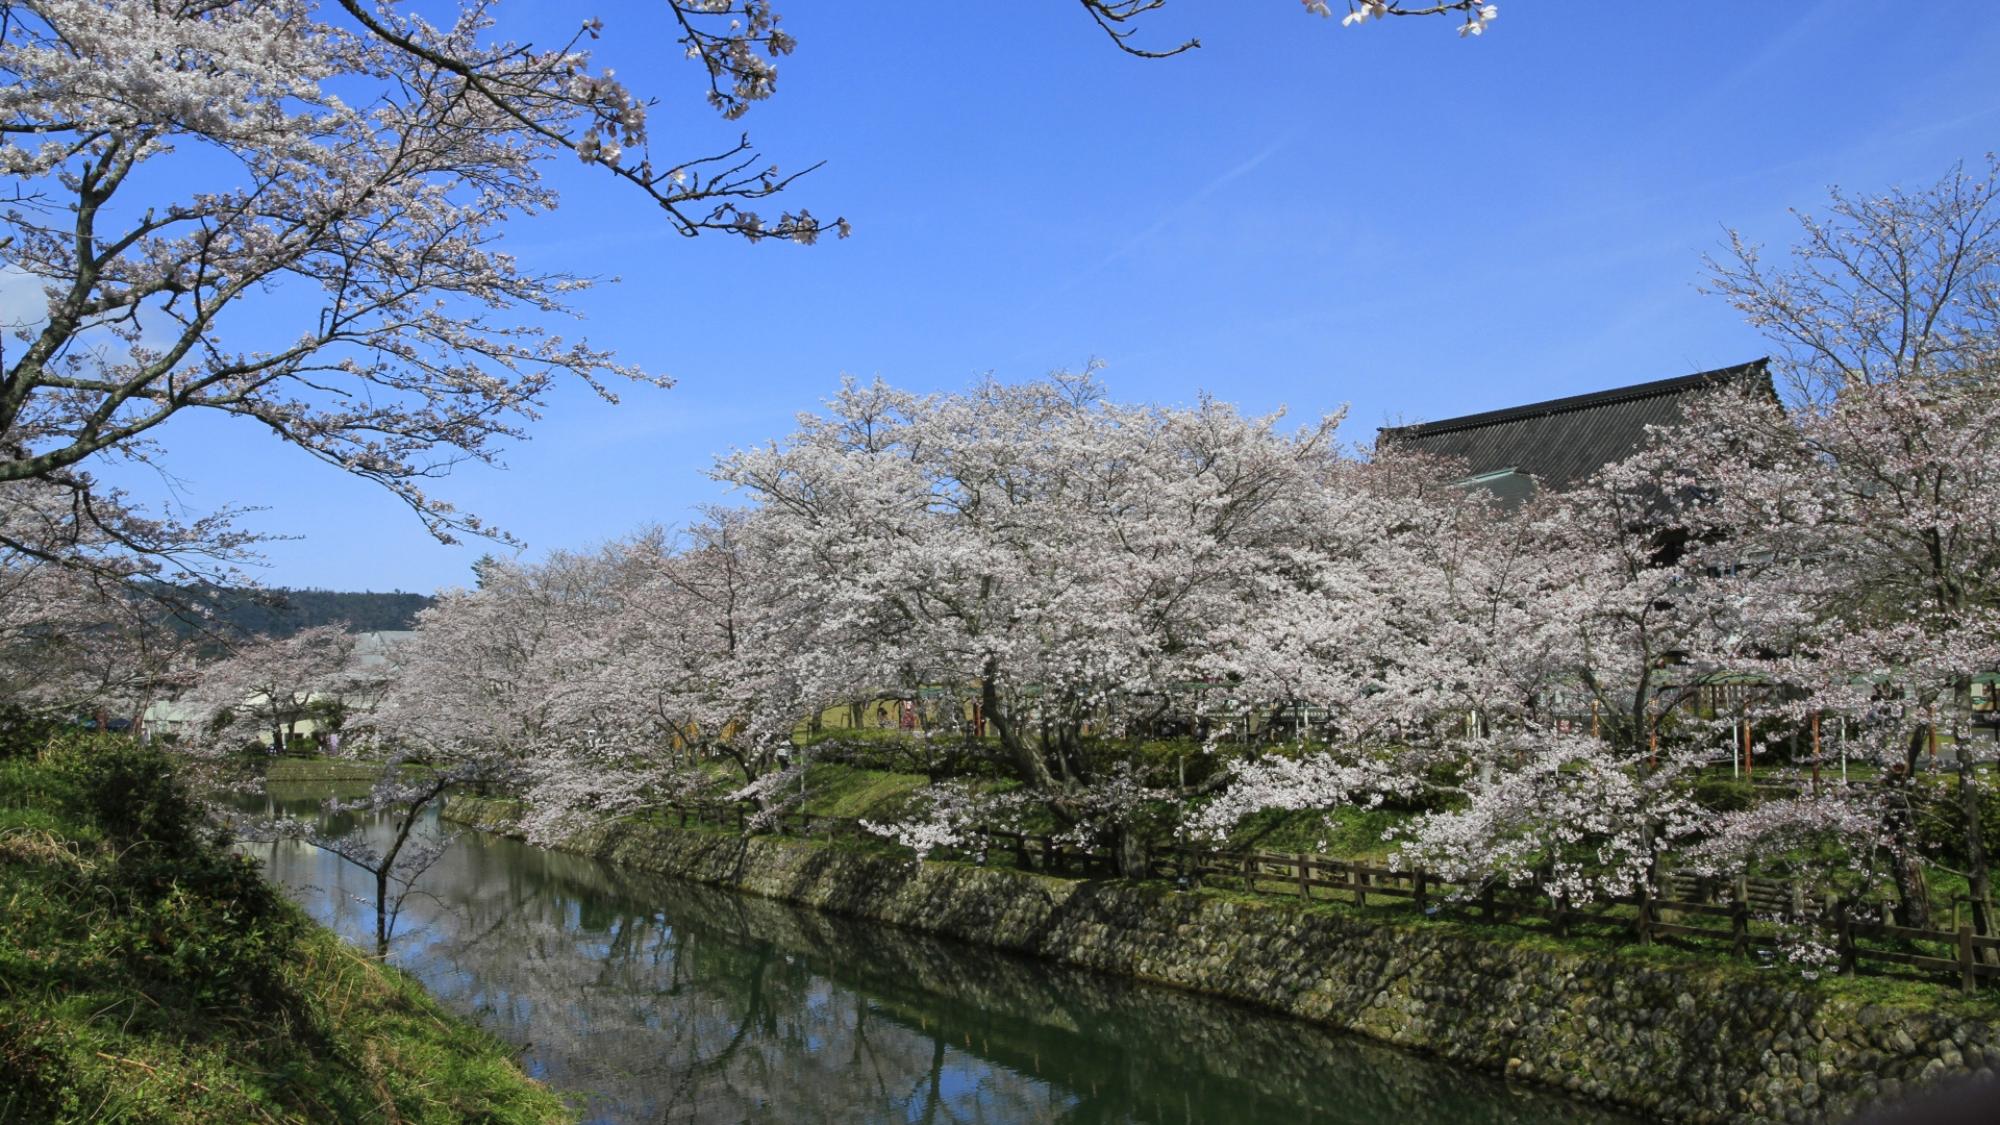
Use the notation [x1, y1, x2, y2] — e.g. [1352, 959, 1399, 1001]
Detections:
[653, 801, 2000, 992]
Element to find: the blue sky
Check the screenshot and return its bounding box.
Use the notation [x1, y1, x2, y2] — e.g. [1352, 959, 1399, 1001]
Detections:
[84, 1, 2000, 593]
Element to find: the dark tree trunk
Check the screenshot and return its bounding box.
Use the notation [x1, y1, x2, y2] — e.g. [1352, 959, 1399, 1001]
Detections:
[1957, 745, 1998, 962]
[982, 667, 1057, 792]
[1115, 825, 1150, 880]
[1886, 723, 1934, 928]
[374, 867, 391, 958]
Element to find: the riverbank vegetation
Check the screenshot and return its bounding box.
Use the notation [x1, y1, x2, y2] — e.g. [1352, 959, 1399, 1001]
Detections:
[244, 158, 1998, 989]
[454, 749, 2000, 999]
[0, 736, 569, 1125]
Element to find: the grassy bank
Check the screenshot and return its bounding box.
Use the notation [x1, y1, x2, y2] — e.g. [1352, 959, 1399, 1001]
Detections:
[263, 756, 399, 783]
[0, 737, 571, 1125]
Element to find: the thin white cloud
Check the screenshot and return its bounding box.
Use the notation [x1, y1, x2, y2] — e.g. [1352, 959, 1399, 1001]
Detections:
[1040, 132, 1296, 306]
[0, 266, 51, 333]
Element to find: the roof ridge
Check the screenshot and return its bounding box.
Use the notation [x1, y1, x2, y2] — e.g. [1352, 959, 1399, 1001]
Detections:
[1378, 358, 1769, 441]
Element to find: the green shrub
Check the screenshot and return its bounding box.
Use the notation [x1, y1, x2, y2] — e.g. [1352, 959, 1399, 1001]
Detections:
[8, 739, 309, 1028]
[91, 859, 304, 1023]
[66, 739, 216, 860]
[0, 1015, 74, 1123]
[0, 704, 64, 762]
[0, 734, 569, 1123]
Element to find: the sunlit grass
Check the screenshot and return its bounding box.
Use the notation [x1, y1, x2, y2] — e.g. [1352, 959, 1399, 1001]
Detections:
[0, 739, 573, 1125]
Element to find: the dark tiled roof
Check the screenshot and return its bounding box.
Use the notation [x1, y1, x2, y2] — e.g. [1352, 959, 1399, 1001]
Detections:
[1376, 359, 1771, 493]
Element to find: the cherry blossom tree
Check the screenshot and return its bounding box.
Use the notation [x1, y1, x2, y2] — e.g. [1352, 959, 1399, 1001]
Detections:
[1705, 155, 2000, 404]
[372, 516, 853, 842]
[512, 516, 860, 841]
[1684, 793, 1900, 966]
[244, 763, 463, 956]
[1202, 449, 1561, 745]
[1666, 375, 2000, 935]
[716, 370, 1357, 870]
[1090, 0, 1500, 55]
[1392, 733, 1706, 906]
[1312, 2, 1499, 39]
[1191, 401, 1784, 905]
[377, 548, 639, 758]
[1623, 159, 2000, 945]
[1453, 161, 1989, 952]
[1199, 162, 2000, 924]
[0, 0, 850, 563]
[0, 477, 206, 722]
[1182, 451, 1530, 848]
[1, 0, 1489, 580]
[185, 622, 365, 751]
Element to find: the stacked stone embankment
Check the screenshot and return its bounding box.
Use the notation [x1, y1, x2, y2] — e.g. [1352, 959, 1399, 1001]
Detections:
[445, 795, 2000, 1125]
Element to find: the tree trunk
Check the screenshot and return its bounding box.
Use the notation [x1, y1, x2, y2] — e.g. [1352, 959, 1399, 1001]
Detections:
[1887, 723, 1934, 928]
[982, 668, 1057, 792]
[1957, 745, 1998, 963]
[1115, 824, 1150, 880]
[1054, 720, 1082, 787]
[374, 866, 391, 958]
[371, 801, 426, 957]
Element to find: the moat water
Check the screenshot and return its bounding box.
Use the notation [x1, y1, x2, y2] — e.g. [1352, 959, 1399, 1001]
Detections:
[239, 783, 1641, 1124]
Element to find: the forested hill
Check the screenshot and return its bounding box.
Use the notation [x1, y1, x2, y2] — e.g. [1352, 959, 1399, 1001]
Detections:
[180, 586, 435, 636]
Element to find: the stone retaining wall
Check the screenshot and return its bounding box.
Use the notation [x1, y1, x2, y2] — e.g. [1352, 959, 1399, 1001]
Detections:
[444, 796, 2000, 1124]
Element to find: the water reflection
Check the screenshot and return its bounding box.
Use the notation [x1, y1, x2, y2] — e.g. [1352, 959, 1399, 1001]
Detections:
[237, 787, 1640, 1125]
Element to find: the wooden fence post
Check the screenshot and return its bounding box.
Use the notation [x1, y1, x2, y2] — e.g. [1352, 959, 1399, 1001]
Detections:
[1297, 853, 1311, 900]
[1731, 899, 1750, 959]
[1636, 881, 1652, 946]
[1242, 851, 1256, 891]
[1961, 924, 1977, 993]
[1414, 870, 1428, 913]
[1355, 865, 1368, 908]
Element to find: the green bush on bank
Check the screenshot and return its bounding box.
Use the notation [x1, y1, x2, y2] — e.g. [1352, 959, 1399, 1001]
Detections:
[0, 735, 571, 1125]
[262, 756, 402, 783]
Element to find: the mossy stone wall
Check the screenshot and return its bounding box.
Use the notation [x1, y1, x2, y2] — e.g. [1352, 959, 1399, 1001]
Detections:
[445, 796, 2000, 1124]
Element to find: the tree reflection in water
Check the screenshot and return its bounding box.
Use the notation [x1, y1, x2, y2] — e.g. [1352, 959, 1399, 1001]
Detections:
[240, 788, 1639, 1125]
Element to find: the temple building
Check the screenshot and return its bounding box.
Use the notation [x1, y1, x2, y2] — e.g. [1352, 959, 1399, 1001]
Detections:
[1376, 359, 1773, 507]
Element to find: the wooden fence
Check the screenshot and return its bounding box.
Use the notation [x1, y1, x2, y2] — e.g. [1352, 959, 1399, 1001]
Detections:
[655, 802, 2000, 993]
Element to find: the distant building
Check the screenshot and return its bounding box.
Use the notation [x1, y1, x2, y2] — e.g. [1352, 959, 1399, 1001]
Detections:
[1376, 359, 1773, 508]
[139, 699, 203, 740]
[352, 630, 416, 672]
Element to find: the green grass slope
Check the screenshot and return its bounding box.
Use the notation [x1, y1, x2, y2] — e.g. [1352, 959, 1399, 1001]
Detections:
[0, 737, 570, 1125]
